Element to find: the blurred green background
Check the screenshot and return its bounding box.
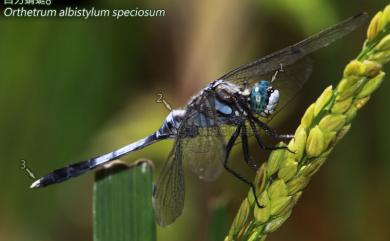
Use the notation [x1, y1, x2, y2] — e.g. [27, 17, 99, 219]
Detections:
[0, 0, 389, 241]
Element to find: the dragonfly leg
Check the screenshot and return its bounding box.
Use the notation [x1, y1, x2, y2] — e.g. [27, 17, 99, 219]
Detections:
[250, 117, 296, 153]
[224, 124, 264, 208]
[232, 93, 293, 141]
[231, 94, 289, 150]
[248, 117, 288, 151]
[241, 124, 259, 171]
[252, 116, 294, 141]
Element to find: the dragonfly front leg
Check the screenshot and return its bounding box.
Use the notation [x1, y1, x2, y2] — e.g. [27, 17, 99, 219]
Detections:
[224, 123, 263, 208]
[248, 117, 288, 151]
[232, 92, 293, 141]
[230, 94, 288, 151]
[252, 117, 294, 141]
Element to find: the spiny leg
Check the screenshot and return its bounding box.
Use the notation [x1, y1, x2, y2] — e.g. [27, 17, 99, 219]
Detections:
[250, 116, 295, 153]
[252, 116, 293, 141]
[231, 94, 288, 150]
[248, 117, 288, 151]
[224, 124, 263, 208]
[241, 123, 259, 171]
[233, 93, 292, 141]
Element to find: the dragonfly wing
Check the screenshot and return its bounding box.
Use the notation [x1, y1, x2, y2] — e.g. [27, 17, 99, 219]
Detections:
[220, 13, 368, 89]
[153, 140, 185, 227]
[182, 127, 225, 181]
[264, 57, 313, 121]
[153, 92, 227, 226]
[182, 93, 226, 181]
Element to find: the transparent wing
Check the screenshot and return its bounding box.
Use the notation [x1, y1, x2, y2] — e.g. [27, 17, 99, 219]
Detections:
[153, 140, 185, 227]
[153, 92, 227, 226]
[182, 93, 226, 181]
[220, 13, 368, 88]
[260, 57, 313, 122]
[182, 127, 225, 181]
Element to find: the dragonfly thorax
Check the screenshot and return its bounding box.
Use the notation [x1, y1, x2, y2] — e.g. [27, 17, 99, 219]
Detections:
[157, 109, 186, 138]
[249, 80, 279, 117]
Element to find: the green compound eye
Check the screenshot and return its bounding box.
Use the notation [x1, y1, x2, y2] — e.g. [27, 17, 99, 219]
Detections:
[250, 80, 271, 114]
[250, 80, 279, 117]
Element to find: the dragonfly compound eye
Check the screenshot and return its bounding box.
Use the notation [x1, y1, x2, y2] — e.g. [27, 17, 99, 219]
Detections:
[250, 80, 279, 117]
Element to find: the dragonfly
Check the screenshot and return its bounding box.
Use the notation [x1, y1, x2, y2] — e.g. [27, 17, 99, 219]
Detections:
[31, 13, 368, 227]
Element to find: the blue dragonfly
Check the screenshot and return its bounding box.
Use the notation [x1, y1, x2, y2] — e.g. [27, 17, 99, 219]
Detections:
[31, 13, 368, 226]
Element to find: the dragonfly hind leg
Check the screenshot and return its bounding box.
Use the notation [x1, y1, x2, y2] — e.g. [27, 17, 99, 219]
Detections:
[241, 124, 259, 171]
[224, 124, 264, 208]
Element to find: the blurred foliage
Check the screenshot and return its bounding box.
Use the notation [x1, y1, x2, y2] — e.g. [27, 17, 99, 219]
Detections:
[0, 1, 389, 241]
[209, 198, 229, 241]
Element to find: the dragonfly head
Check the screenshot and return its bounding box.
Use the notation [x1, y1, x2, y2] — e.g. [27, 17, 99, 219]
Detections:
[249, 80, 279, 117]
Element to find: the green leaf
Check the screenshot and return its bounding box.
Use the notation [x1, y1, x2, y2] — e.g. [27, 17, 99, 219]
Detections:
[93, 160, 156, 241]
